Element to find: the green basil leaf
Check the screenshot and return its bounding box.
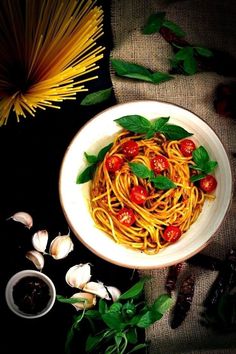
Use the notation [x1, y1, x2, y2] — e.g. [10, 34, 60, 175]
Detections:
[126, 327, 138, 345]
[56, 295, 86, 304]
[84, 152, 98, 164]
[203, 160, 218, 174]
[150, 71, 173, 84]
[152, 117, 170, 131]
[97, 142, 113, 162]
[85, 310, 101, 320]
[101, 312, 124, 330]
[194, 46, 213, 58]
[151, 175, 176, 190]
[129, 162, 152, 179]
[160, 124, 192, 140]
[99, 298, 108, 314]
[111, 59, 172, 84]
[109, 302, 122, 313]
[136, 310, 154, 328]
[162, 19, 186, 37]
[115, 115, 151, 134]
[80, 87, 112, 106]
[174, 47, 189, 61]
[76, 164, 96, 184]
[85, 330, 112, 352]
[192, 146, 209, 166]
[142, 12, 166, 34]
[190, 172, 206, 183]
[119, 277, 150, 300]
[151, 294, 173, 315]
[183, 49, 197, 75]
[145, 128, 156, 139]
[127, 343, 148, 353]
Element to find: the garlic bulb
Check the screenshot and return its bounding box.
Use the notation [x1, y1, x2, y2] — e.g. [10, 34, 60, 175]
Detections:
[65, 263, 91, 289]
[32, 230, 48, 253]
[106, 286, 121, 302]
[70, 292, 96, 311]
[25, 250, 44, 271]
[9, 211, 33, 229]
[49, 232, 74, 260]
[83, 281, 110, 300]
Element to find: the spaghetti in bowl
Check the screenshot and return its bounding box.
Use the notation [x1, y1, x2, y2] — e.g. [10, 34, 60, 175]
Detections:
[59, 100, 232, 269]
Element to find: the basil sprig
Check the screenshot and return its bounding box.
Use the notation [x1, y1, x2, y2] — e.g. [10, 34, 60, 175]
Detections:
[142, 11, 185, 37]
[129, 162, 176, 190]
[111, 59, 173, 84]
[190, 146, 218, 182]
[76, 143, 113, 184]
[115, 115, 192, 140]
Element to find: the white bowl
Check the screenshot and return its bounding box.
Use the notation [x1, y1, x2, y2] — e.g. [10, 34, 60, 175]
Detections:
[59, 100, 232, 269]
[5, 270, 56, 319]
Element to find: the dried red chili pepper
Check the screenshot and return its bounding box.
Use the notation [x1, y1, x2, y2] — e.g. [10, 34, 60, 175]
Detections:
[170, 274, 195, 329]
[203, 249, 236, 311]
[165, 262, 184, 294]
[186, 253, 222, 271]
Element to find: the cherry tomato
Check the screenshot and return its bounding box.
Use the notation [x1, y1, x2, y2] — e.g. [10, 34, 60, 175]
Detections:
[162, 225, 182, 242]
[122, 140, 139, 159]
[199, 175, 217, 193]
[117, 207, 136, 226]
[130, 185, 148, 205]
[150, 155, 169, 174]
[105, 155, 123, 172]
[180, 139, 196, 157]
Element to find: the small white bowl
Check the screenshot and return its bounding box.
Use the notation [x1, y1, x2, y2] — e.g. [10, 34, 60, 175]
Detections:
[5, 270, 56, 319]
[59, 100, 233, 269]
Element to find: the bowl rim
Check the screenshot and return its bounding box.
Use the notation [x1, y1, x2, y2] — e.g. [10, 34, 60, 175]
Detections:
[59, 99, 233, 269]
[5, 269, 56, 319]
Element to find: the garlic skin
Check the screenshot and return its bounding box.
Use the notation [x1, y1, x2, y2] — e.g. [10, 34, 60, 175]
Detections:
[49, 233, 74, 260]
[106, 286, 121, 302]
[9, 211, 33, 229]
[70, 292, 96, 311]
[32, 230, 48, 253]
[65, 263, 91, 289]
[25, 250, 44, 271]
[83, 281, 111, 300]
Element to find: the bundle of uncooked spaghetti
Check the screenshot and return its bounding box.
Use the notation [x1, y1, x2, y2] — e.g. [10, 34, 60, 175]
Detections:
[0, 0, 104, 125]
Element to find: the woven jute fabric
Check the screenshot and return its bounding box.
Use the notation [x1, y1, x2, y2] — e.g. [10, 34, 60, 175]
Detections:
[110, 0, 236, 353]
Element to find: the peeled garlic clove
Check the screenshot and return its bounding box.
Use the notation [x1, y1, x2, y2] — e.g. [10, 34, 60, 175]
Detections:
[9, 211, 33, 229]
[106, 286, 121, 302]
[49, 233, 74, 260]
[83, 281, 110, 300]
[70, 292, 96, 311]
[25, 250, 44, 271]
[32, 230, 48, 253]
[65, 263, 91, 289]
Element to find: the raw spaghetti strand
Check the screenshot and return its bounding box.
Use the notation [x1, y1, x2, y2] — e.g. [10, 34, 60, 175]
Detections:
[91, 130, 209, 255]
[0, 0, 104, 125]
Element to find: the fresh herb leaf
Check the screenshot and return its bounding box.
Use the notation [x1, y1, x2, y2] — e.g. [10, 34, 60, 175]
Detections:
[160, 124, 193, 139]
[192, 146, 209, 166]
[119, 276, 150, 300]
[151, 293, 173, 314]
[80, 87, 112, 106]
[115, 115, 151, 134]
[194, 46, 213, 58]
[57, 294, 87, 304]
[127, 343, 148, 353]
[136, 310, 154, 328]
[151, 175, 176, 190]
[76, 164, 96, 184]
[162, 19, 186, 37]
[129, 162, 152, 179]
[76, 143, 112, 184]
[111, 59, 173, 84]
[101, 312, 124, 330]
[190, 173, 206, 183]
[190, 146, 218, 182]
[152, 116, 170, 131]
[84, 152, 98, 164]
[142, 12, 166, 34]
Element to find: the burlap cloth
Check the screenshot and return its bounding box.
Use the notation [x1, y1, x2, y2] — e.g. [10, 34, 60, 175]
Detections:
[110, 0, 236, 353]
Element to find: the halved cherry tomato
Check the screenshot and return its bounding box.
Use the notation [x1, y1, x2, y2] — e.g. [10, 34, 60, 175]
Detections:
[199, 175, 217, 193]
[150, 155, 169, 174]
[122, 140, 139, 159]
[162, 225, 182, 242]
[117, 207, 135, 226]
[105, 155, 123, 172]
[130, 185, 148, 205]
[180, 139, 196, 157]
